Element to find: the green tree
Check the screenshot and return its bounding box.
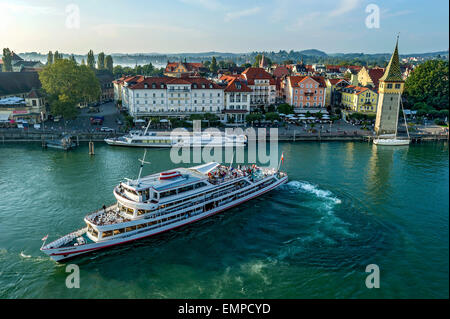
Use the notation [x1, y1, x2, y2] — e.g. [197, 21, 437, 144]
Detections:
[97, 52, 105, 69]
[2, 48, 12, 72]
[265, 112, 280, 122]
[87, 50, 96, 69]
[245, 113, 263, 123]
[47, 51, 53, 65]
[39, 59, 101, 119]
[404, 60, 449, 110]
[277, 103, 294, 114]
[54, 51, 61, 61]
[210, 56, 218, 73]
[105, 55, 113, 73]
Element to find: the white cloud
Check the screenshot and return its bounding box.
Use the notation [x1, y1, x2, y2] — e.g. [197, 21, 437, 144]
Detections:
[224, 7, 261, 22]
[329, 0, 360, 17]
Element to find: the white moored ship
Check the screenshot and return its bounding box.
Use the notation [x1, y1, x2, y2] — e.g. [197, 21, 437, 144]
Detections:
[41, 161, 288, 262]
[104, 130, 247, 148]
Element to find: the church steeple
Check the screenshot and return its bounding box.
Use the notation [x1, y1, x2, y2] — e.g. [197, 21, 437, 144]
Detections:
[379, 36, 403, 82]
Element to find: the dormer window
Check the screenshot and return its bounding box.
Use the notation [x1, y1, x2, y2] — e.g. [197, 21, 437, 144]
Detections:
[144, 83, 148, 89]
[193, 84, 197, 89]
[202, 84, 205, 88]
[152, 83, 156, 88]
[209, 84, 213, 88]
[160, 84, 164, 88]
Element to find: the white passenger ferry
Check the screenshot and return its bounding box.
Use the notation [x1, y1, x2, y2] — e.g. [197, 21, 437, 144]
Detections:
[104, 130, 247, 148]
[41, 162, 288, 262]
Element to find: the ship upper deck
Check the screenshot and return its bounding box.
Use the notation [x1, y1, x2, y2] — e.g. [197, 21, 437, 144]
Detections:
[122, 162, 220, 192]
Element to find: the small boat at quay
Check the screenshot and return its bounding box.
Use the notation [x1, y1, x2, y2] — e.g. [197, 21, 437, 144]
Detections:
[41, 161, 288, 262]
[43, 134, 77, 151]
[104, 130, 247, 148]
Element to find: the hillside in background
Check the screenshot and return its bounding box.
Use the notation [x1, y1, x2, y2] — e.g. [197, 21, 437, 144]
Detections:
[16, 49, 449, 68]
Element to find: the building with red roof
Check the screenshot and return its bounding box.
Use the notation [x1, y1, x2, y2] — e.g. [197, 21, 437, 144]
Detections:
[341, 84, 378, 113]
[222, 78, 252, 124]
[241, 67, 276, 110]
[121, 76, 225, 119]
[284, 75, 327, 111]
[357, 66, 385, 89]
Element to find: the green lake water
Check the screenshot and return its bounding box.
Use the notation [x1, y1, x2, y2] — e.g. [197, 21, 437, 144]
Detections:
[0, 141, 448, 298]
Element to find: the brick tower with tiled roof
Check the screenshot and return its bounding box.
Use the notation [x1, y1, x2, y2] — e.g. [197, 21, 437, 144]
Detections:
[375, 37, 405, 135]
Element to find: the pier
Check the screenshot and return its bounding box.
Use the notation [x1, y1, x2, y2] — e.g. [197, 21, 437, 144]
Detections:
[0, 128, 448, 144]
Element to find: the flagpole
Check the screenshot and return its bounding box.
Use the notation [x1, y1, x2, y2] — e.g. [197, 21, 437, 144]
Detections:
[229, 150, 234, 169]
[277, 152, 284, 172]
[41, 235, 48, 249]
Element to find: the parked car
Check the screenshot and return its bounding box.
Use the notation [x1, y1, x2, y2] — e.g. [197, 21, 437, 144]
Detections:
[100, 127, 114, 132]
[53, 116, 62, 122]
[34, 123, 41, 129]
[90, 116, 104, 125]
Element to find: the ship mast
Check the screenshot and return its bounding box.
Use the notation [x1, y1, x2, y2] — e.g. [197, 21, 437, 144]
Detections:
[136, 121, 152, 185]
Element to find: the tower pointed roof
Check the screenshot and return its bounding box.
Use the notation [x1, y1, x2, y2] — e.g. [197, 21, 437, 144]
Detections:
[379, 37, 403, 82]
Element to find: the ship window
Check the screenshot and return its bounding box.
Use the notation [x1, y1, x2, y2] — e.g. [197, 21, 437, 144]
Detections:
[113, 229, 125, 235]
[126, 226, 136, 232]
[102, 231, 113, 238]
[126, 208, 134, 215]
[137, 224, 146, 229]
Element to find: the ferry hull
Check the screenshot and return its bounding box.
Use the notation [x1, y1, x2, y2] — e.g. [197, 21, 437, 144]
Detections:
[41, 175, 288, 262]
[104, 138, 246, 148]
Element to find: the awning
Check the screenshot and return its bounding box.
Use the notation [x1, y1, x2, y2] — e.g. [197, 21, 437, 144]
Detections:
[190, 162, 220, 175]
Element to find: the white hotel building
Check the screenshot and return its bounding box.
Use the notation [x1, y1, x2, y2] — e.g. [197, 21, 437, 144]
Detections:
[120, 77, 225, 119]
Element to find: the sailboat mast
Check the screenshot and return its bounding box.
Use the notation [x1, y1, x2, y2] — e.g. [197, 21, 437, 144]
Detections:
[400, 97, 410, 139]
[395, 92, 401, 137]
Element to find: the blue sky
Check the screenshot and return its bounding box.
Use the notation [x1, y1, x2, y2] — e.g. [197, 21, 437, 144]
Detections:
[1, 0, 448, 54]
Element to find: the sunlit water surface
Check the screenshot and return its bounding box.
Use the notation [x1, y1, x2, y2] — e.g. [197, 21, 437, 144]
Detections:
[0, 141, 448, 298]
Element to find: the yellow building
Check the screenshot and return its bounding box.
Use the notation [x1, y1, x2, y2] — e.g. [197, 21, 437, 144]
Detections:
[341, 85, 378, 113]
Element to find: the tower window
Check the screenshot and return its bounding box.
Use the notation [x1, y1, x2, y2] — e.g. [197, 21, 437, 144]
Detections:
[387, 84, 393, 89]
[395, 84, 401, 89]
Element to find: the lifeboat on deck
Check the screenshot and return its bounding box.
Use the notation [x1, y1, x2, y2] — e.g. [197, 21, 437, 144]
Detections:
[159, 171, 181, 180]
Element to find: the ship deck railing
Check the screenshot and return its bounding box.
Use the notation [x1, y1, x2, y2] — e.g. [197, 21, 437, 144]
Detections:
[42, 227, 88, 250]
[85, 203, 125, 226]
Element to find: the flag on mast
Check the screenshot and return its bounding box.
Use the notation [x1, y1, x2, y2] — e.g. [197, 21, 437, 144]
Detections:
[281, 152, 284, 164]
[42, 234, 48, 241]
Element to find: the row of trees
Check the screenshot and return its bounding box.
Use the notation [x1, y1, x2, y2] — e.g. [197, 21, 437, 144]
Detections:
[112, 63, 164, 78]
[201, 55, 270, 73]
[46, 50, 114, 73]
